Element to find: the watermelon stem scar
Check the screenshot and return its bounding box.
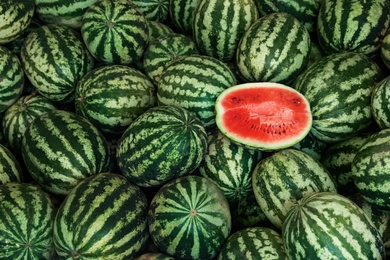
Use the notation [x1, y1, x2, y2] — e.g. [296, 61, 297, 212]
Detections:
[215, 82, 312, 151]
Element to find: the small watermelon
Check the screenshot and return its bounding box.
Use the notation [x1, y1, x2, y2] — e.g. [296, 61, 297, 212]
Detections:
[215, 82, 312, 151]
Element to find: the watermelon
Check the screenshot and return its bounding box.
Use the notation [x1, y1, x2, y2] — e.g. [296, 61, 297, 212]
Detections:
[292, 51, 383, 143]
[252, 148, 337, 229]
[217, 226, 287, 259]
[143, 33, 199, 86]
[192, 0, 259, 62]
[169, 0, 201, 34]
[147, 20, 175, 42]
[81, 0, 149, 65]
[292, 131, 328, 161]
[116, 105, 207, 187]
[321, 132, 373, 195]
[53, 172, 149, 259]
[132, 0, 170, 22]
[381, 30, 390, 69]
[197, 127, 261, 204]
[351, 128, 390, 211]
[371, 75, 390, 129]
[0, 182, 55, 259]
[148, 175, 231, 259]
[0, 0, 35, 44]
[215, 82, 312, 151]
[0, 46, 24, 113]
[254, 0, 321, 33]
[34, 0, 100, 29]
[317, 0, 390, 55]
[282, 192, 385, 259]
[0, 143, 24, 184]
[236, 12, 311, 84]
[21, 110, 111, 196]
[20, 23, 94, 104]
[2, 93, 57, 156]
[75, 65, 157, 136]
[157, 54, 236, 129]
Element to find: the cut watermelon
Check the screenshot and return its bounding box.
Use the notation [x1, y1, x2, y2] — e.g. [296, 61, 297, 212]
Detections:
[215, 82, 312, 151]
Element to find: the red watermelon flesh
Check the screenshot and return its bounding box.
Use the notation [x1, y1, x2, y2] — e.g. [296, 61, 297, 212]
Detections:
[215, 82, 312, 150]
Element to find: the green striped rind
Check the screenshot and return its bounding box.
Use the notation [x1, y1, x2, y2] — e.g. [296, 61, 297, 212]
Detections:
[321, 132, 372, 195]
[21, 110, 111, 196]
[20, 24, 94, 104]
[157, 54, 236, 129]
[347, 192, 390, 241]
[381, 31, 390, 69]
[132, 0, 169, 22]
[371, 76, 390, 129]
[2, 93, 57, 156]
[351, 128, 390, 211]
[252, 148, 337, 229]
[193, 0, 259, 62]
[148, 175, 231, 259]
[147, 20, 175, 42]
[143, 33, 199, 85]
[53, 172, 149, 259]
[135, 252, 175, 260]
[81, 0, 149, 65]
[35, 0, 100, 29]
[0, 46, 24, 113]
[0, 144, 24, 184]
[217, 227, 287, 259]
[236, 12, 311, 84]
[0, 182, 55, 259]
[292, 52, 383, 143]
[254, 0, 320, 33]
[169, 0, 201, 34]
[198, 127, 260, 204]
[293, 131, 328, 161]
[0, 0, 35, 44]
[282, 192, 385, 259]
[117, 105, 207, 187]
[75, 65, 157, 135]
[317, 0, 390, 55]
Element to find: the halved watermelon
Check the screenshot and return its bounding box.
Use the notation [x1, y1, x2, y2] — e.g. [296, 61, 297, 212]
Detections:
[215, 82, 312, 151]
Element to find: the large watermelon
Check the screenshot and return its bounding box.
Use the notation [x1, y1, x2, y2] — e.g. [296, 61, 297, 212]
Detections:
[116, 105, 207, 187]
[0, 143, 24, 184]
[148, 175, 231, 259]
[53, 172, 149, 259]
[282, 192, 385, 259]
[236, 12, 311, 84]
[81, 0, 149, 65]
[21, 110, 111, 196]
[0, 182, 55, 259]
[20, 23, 94, 104]
[292, 51, 383, 143]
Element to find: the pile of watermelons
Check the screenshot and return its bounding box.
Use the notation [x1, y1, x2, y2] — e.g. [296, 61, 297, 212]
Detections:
[1, 0, 390, 259]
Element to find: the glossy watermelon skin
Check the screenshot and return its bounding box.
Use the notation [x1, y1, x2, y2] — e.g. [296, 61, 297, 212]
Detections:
[317, 0, 390, 55]
[75, 65, 157, 136]
[34, 0, 99, 28]
[21, 110, 111, 196]
[282, 192, 385, 260]
[20, 24, 94, 104]
[53, 172, 149, 259]
[148, 175, 231, 260]
[0, 143, 24, 184]
[0, 46, 24, 114]
[252, 148, 337, 229]
[351, 128, 390, 211]
[292, 52, 383, 143]
[0, 182, 55, 259]
[193, 0, 259, 62]
[0, 0, 35, 44]
[169, 0, 200, 34]
[81, 0, 149, 65]
[236, 12, 311, 84]
[116, 105, 207, 187]
[371, 76, 390, 129]
[132, 0, 169, 22]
